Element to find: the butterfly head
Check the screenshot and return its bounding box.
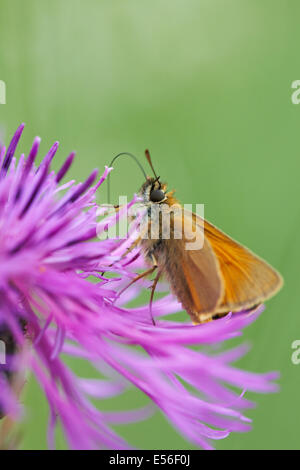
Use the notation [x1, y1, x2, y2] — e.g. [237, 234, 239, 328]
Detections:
[139, 177, 168, 204]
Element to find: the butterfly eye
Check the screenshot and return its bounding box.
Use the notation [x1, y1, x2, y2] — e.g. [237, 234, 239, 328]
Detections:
[150, 189, 165, 202]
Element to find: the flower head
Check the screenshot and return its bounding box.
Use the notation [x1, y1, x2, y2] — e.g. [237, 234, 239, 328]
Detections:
[0, 125, 278, 450]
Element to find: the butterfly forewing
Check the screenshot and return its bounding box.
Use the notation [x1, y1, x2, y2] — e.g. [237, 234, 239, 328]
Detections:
[188, 212, 283, 317]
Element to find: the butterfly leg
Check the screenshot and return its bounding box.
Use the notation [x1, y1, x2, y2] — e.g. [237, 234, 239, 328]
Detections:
[149, 267, 163, 325]
[113, 266, 158, 303]
[122, 234, 143, 258]
[113, 254, 158, 304]
[99, 203, 122, 211]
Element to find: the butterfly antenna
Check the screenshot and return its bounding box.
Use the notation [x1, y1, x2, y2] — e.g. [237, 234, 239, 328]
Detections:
[107, 152, 147, 204]
[145, 150, 159, 182]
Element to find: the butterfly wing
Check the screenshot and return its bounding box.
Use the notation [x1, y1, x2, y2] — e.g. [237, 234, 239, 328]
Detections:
[153, 211, 224, 322]
[144, 201, 282, 323]
[188, 212, 283, 316]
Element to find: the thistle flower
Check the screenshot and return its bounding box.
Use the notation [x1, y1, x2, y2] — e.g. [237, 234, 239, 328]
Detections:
[0, 124, 278, 450]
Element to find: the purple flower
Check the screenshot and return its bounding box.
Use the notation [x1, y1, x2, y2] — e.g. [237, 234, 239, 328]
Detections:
[0, 124, 278, 450]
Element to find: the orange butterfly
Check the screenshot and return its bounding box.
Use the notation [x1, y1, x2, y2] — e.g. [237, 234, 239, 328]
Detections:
[111, 151, 283, 323]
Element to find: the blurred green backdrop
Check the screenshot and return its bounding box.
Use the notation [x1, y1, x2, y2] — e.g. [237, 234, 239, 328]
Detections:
[0, 0, 299, 450]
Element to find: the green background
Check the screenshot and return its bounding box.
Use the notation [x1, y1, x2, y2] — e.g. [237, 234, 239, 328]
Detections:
[0, 0, 299, 450]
